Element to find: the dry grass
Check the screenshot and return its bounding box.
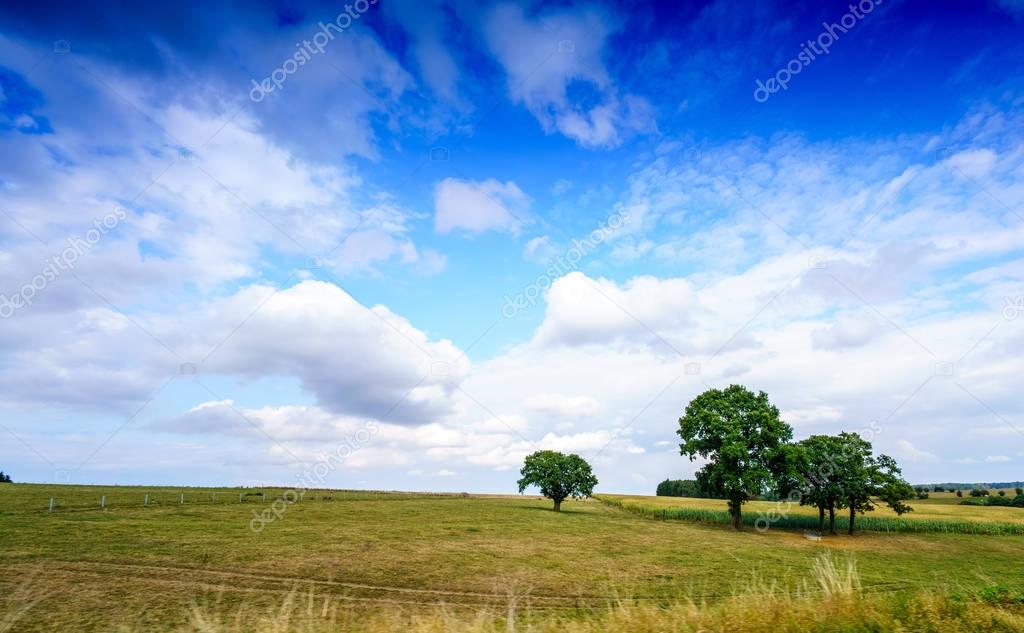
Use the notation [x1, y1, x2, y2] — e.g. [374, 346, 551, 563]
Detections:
[159, 555, 1024, 632]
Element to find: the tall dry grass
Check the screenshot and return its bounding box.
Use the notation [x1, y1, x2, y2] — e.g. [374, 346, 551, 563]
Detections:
[168, 554, 1024, 633]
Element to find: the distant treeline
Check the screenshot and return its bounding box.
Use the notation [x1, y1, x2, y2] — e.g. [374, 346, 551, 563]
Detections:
[655, 479, 707, 498]
[920, 482, 1024, 490]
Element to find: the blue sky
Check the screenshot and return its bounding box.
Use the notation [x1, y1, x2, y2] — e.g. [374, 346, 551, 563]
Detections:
[1, 0, 1023, 493]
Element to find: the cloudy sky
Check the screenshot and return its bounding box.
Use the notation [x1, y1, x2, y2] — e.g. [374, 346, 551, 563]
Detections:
[1, 0, 1022, 493]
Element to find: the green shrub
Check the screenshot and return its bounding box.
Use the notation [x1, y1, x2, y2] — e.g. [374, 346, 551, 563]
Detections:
[979, 584, 1024, 605]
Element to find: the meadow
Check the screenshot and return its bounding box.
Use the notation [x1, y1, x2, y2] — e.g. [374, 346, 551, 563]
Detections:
[2, 483, 1023, 631]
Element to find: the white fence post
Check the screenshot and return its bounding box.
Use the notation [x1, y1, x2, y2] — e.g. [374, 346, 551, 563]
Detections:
[100, 495, 106, 509]
[144, 494, 149, 506]
[48, 497, 54, 512]
[179, 493, 184, 505]
[239, 493, 243, 503]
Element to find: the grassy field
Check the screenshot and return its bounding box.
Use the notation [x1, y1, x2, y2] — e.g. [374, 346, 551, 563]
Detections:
[2, 483, 1024, 631]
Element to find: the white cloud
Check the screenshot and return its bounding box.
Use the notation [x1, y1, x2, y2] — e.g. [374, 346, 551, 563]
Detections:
[433, 178, 530, 235]
[894, 440, 938, 463]
[985, 455, 1012, 463]
[524, 393, 603, 417]
[178, 280, 469, 424]
[944, 148, 998, 179]
[481, 3, 655, 147]
[524, 236, 557, 263]
[534, 272, 696, 350]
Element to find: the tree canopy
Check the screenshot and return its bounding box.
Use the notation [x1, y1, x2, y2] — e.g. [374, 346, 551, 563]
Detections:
[791, 431, 915, 534]
[517, 450, 598, 512]
[655, 478, 703, 497]
[793, 434, 847, 533]
[677, 385, 795, 529]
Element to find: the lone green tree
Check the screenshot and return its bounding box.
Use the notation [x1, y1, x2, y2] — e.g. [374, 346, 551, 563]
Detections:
[517, 450, 598, 512]
[677, 385, 794, 530]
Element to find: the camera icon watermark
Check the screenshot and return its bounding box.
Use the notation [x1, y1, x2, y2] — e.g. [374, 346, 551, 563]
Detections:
[557, 40, 575, 53]
[684, 362, 701, 376]
[933, 361, 955, 377]
[53, 40, 71, 54]
[53, 469, 72, 484]
[807, 255, 829, 270]
[1002, 296, 1024, 321]
[180, 362, 198, 376]
[430, 147, 449, 161]
[305, 255, 326, 270]
[430, 360, 450, 380]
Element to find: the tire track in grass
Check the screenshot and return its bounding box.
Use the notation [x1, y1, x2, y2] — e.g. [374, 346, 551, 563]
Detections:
[15, 560, 607, 609]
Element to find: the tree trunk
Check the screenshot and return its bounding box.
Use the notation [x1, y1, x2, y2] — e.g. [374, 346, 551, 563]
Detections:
[728, 497, 742, 530]
[818, 505, 825, 532]
[848, 503, 855, 535]
[553, 499, 561, 512]
[828, 504, 836, 535]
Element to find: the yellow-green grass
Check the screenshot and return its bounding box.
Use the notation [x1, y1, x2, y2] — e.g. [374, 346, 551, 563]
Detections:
[2, 483, 1023, 632]
[601, 493, 1024, 534]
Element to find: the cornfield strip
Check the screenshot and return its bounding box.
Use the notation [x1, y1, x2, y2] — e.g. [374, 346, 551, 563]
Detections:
[597, 497, 1024, 535]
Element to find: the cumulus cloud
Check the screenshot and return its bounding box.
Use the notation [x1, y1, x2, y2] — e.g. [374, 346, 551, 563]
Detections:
[481, 3, 655, 147]
[182, 281, 469, 425]
[534, 272, 696, 350]
[433, 178, 530, 235]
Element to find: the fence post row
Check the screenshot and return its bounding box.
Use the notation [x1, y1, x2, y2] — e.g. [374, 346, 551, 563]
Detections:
[41, 490, 328, 512]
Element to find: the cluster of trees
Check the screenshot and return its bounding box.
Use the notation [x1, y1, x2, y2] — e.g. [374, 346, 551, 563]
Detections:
[0, 471, 11, 483]
[677, 385, 915, 534]
[961, 492, 1024, 508]
[655, 479, 703, 498]
[519, 385, 1011, 534]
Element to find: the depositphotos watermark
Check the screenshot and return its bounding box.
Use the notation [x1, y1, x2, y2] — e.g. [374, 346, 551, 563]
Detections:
[249, 421, 378, 533]
[753, 0, 882, 103]
[249, 1, 379, 102]
[0, 206, 127, 319]
[501, 208, 631, 319]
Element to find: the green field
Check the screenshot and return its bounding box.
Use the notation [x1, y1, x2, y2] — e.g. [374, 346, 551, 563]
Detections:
[2, 483, 1024, 632]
